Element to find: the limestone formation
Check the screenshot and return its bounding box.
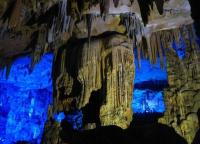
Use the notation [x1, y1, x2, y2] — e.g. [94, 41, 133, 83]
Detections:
[41, 33, 134, 143]
[0, 0, 200, 144]
[156, 24, 200, 143]
[56, 33, 134, 124]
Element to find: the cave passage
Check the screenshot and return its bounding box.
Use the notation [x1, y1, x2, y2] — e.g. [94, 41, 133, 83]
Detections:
[0, 54, 53, 144]
[132, 56, 168, 113]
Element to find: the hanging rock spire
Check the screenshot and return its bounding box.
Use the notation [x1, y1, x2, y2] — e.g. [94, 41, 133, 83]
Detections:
[137, 0, 154, 25]
[86, 14, 94, 45]
[154, 0, 165, 14]
[113, 0, 120, 8]
[100, 0, 110, 18]
[137, 0, 166, 25]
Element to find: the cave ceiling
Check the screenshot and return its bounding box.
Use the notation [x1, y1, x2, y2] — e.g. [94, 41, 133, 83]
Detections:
[0, 0, 194, 69]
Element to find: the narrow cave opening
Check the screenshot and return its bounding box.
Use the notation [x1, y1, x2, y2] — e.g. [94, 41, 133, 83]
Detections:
[0, 54, 53, 144]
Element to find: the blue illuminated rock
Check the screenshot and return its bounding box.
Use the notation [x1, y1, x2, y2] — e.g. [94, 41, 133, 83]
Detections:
[54, 110, 83, 130]
[0, 54, 53, 144]
[133, 58, 168, 113]
[172, 37, 186, 60]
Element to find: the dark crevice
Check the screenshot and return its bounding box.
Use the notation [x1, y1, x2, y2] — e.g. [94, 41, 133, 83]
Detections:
[81, 88, 104, 128]
[134, 80, 168, 91]
[188, 0, 200, 37]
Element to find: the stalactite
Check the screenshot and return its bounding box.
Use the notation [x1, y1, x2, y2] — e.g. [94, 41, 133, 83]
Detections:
[0, 0, 22, 29]
[57, 0, 71, 34]
[113, 0, 120, 8]
[27, 0, 72, 67]
[137, 0, 154, 25]
[141, 36, 148, 58]
[154, 0, 164, 15]
[130, 0, 134, 5]
[8, 0, 22, 28]
[120, 13, 144, 67]
[86, 14, 94, 46]
[137, 23, 199, 67]
[100, 0, 110, 18]
[137, 0, 168, 25]
[30, 26, 47, 68]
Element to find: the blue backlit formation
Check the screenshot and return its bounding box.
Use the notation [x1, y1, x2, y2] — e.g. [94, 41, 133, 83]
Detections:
[65, 110, 83, 130]
[54, 112, 66, 123]
[132, 58, 168, 113]
[172, 37, 186, 60]
[0, 54, 53, 144]
[54, 110, 83, 130]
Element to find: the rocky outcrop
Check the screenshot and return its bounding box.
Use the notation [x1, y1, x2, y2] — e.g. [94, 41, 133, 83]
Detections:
[56, 33, 134, 125]
[42, 33, 134, 143]
[157, 25, 200, 143]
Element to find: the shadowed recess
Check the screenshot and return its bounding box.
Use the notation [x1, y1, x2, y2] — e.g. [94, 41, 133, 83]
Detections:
[0, 54, 53, 144]
[54, 110, 83, 130]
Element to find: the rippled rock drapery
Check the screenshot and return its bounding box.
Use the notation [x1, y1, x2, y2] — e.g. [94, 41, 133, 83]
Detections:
[154, 24, 200, 144]
[57, 33, 134, 126]
[0, 0, 198, 143]
[41, 33, 134, 143]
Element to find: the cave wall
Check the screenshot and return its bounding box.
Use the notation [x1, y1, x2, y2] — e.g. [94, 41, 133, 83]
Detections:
[158, 25, 200, 143]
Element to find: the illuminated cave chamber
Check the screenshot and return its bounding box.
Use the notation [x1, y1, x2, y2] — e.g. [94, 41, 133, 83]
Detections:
[0, 54, 53, 143]
[0, 0, 200, 143]
[132, 56, 168, 114]
[132, 34, 188, 114]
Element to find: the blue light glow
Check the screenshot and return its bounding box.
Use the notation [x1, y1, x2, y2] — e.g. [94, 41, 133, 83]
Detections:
[0, 54, 53, 144]
[54, 112, 66, 123]
[172, 37, 186, 60]
[55, 110, 83, 130]
[134, 59, 168, 84]
[132, 58, 168, 113]
[65, 110, 83, 130]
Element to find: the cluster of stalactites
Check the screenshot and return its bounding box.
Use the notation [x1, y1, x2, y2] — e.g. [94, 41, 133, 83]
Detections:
[137, 24, 199, 68]
[93, 0, 166, 23]
[0, 0, 168, 35]
[137, 0, 167, 25]
[0, 0, 74, 68]
[30, 0, 73, 67]
[0, 0, 169, 74]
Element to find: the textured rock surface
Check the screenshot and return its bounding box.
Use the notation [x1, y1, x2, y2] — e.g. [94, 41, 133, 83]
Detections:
[56, 34, 134, 125]
[0, 0, 192, 63]
[157, 25, 200, 143]
[1, 0, 200, 143]
[41, 33, 134, 143]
